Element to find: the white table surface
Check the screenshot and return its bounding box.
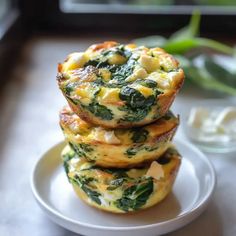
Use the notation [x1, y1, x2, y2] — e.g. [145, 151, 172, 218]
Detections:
[0, 35, 235, 236]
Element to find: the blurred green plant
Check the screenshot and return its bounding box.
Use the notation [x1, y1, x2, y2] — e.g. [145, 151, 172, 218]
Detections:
[133, 10, 236, 95]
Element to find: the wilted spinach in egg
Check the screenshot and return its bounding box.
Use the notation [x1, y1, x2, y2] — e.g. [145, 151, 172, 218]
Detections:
[82, 99, 114, 120]
[115, 178, 153, 211]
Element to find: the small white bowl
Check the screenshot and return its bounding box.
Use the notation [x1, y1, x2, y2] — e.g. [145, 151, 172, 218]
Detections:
[181, 99, 236, 153]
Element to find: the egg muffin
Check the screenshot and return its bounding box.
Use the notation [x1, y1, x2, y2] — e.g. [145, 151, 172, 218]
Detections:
[62, 145, 181, 213]
[57, 41, 184, 128]
[59, 106, 179, 168]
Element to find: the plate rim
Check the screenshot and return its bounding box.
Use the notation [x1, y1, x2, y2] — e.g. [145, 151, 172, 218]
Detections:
[31, 139, 216, 231]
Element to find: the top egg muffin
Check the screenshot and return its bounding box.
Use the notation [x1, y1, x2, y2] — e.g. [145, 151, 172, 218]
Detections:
[57, 41, 184, 128]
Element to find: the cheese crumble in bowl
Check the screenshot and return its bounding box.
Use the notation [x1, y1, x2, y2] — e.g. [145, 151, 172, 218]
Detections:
[62, 145, 181, 213]
[57, 41, 184, 128]
[59, 106, 179, 168]
[183, 99, 236, 153]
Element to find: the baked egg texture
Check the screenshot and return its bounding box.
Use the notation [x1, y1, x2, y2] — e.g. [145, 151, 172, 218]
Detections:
[62, 144, 181, 213]
[57, 41, 184, 128]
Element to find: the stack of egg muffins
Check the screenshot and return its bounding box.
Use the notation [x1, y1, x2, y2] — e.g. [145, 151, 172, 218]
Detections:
[57, 41, 185, 213]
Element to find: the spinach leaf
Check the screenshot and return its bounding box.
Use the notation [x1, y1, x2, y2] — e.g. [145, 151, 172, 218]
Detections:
[62, 148, 76, 175]
[119, 87, 155, 108]
[119, 87, 144, 108]
[119, 105, 150, 122]
[73, 176, 101, 205]
[83, 100, 114, 120]
[131, 129, 149, 143]
[115, 178, 153, 211]
[138, 79, 157, 88]
[111, 57, 136, 82]
[84, 58, 110, 68]
[69, 142, 94, 161]
[81, 185, 101, 205]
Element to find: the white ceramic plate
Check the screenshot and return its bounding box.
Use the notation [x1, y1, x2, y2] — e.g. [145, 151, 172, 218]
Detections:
[31, 140, 216, 236]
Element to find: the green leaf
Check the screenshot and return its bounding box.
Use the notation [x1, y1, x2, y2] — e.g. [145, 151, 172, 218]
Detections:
[163, 37, 233, 55]
[204, 56, 236, 87]
[163, 39, 199, 54]
[184, 64, 236, 95]
[195, 38, 233, 55]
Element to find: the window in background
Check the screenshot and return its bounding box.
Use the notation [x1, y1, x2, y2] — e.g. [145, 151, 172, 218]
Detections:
[60, 0, 236, 14]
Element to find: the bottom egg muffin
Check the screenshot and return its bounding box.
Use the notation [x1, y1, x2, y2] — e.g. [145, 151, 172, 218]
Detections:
[62, 145, 181, 213]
